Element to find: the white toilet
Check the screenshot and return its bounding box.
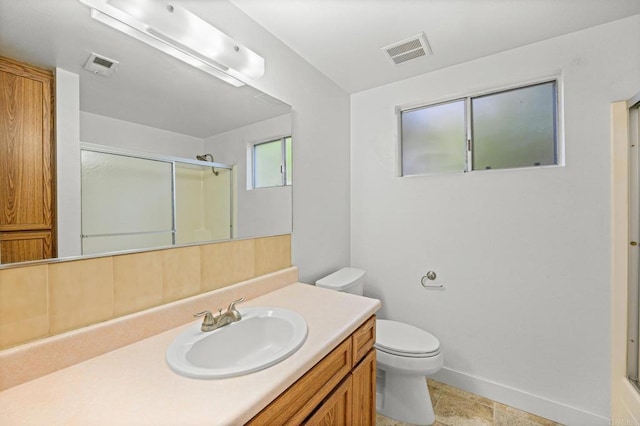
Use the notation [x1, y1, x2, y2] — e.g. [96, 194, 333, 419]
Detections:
[316, 267, 443, 426]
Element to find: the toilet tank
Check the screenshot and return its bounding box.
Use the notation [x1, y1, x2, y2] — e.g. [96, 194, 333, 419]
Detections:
[315, 267, 366, 296]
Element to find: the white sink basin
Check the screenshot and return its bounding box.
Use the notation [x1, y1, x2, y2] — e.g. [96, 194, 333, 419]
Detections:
[166, 307, 308, 379]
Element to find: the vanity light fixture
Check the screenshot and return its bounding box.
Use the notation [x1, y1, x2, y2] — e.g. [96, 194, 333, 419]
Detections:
[77, 0, 265, 87]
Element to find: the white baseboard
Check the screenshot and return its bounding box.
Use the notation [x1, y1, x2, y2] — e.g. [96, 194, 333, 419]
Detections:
[432, 367, 609, 426]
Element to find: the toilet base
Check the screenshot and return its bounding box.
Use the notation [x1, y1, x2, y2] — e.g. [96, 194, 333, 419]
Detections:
[376, 369, 435, 425]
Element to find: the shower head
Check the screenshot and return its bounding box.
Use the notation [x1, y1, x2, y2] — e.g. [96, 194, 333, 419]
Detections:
[196, 154, 219, 176]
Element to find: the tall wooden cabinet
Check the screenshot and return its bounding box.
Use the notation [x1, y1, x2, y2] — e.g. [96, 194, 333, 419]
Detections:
[0, 56, 55, 264]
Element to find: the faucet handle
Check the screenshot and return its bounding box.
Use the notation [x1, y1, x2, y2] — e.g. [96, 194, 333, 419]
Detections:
[227, 297, 244, 311]
[226, 297, 245, 320]
[193, 310, 216, 329]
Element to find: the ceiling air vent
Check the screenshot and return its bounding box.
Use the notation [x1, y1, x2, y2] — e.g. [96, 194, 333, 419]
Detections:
[382, 32, 432, 65]
[83, 52, 119, 76]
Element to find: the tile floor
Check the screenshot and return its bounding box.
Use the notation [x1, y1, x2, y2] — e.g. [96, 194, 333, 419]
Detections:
[376, 379, 564, 426]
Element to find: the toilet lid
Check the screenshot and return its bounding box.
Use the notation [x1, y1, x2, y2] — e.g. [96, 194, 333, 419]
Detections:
[315, 267, 365, 291]
[375, 319, 440, 356]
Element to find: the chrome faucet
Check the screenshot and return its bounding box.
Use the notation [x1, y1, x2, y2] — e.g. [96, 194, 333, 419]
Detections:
[194, 298, 244, 332]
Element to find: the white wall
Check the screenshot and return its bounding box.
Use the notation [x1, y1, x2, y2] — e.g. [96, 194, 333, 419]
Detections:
[195, 1, 351, 282]
[55, 68, 81, 258]
[351, 16, 640, 425]
[205, 114, 292, 239]
[80, 111, 204, 158]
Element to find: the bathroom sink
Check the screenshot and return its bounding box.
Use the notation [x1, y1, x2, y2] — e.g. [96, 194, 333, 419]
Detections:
[166, 307, 308, 379]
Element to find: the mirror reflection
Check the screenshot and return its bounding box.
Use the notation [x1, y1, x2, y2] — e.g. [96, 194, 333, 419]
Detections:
[0, 0, 292, 265]
[80, 145, 235, 255]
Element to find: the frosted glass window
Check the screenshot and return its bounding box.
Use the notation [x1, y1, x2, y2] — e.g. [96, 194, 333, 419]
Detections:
[401, 100, 466, 176]
[253, 136, 292, 189]
[472, 81, 557, 170]
[285, 136, 292, 185]
[399, 80, 559, 176]
[254, 140, 282, 188]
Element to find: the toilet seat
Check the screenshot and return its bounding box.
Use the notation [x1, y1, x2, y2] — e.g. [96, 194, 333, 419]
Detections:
[375, 319, 440, 358]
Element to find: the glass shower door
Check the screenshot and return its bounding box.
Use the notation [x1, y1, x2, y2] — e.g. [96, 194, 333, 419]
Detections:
[174, 162, 232, 244]
[81, 150, 174, 254]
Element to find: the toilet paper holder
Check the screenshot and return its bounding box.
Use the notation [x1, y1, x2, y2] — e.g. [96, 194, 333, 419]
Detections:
[421, 271, 444, 289]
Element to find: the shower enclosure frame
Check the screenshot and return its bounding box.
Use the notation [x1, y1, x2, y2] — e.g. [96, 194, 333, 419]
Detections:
[79, 142, 234, 254]
[627, 94, 640, 390]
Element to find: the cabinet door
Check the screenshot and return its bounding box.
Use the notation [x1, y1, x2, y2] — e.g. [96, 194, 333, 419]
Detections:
[0, 56, 55, 263]
[0, 231, 52, 263]
[351, 349, 376, 426]
[304, 375, 353, 426]
[248, 338, 352, 425]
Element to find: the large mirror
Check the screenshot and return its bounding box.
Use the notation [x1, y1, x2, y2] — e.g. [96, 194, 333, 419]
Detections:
[0, 0, 292, 265]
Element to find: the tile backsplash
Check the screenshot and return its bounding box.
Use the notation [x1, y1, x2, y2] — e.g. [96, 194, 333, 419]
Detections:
[0, 235, 291, 350]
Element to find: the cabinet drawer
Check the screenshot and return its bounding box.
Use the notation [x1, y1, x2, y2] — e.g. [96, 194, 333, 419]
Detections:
[352, 315, 375, 366]
[248, 337, 352, 425]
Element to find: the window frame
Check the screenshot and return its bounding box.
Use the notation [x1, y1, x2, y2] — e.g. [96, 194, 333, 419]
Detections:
[248, 135, 292, 190]
[397, 76, 563, 177]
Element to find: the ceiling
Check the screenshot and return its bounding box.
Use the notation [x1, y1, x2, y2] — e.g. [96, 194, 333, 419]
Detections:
[231, 0, 640, 94]
[2, 0, 638, 135]
[0, 0, 290, 138]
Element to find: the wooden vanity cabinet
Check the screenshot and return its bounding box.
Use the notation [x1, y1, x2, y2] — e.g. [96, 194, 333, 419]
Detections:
[350, 350, 376, 425]
[248, 315, 376, 426]
[0, 56, 55, 264]
[304, 373, 353, 425]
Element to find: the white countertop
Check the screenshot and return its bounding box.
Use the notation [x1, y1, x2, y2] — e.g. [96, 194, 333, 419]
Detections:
[0, 283, 380, 425]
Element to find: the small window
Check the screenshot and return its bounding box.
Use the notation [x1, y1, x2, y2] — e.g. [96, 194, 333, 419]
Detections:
[252, 136, 292, 189]
[402, 99, 466, 175]
[472, 82, 557, 170]
[400, 80, 559, 175]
